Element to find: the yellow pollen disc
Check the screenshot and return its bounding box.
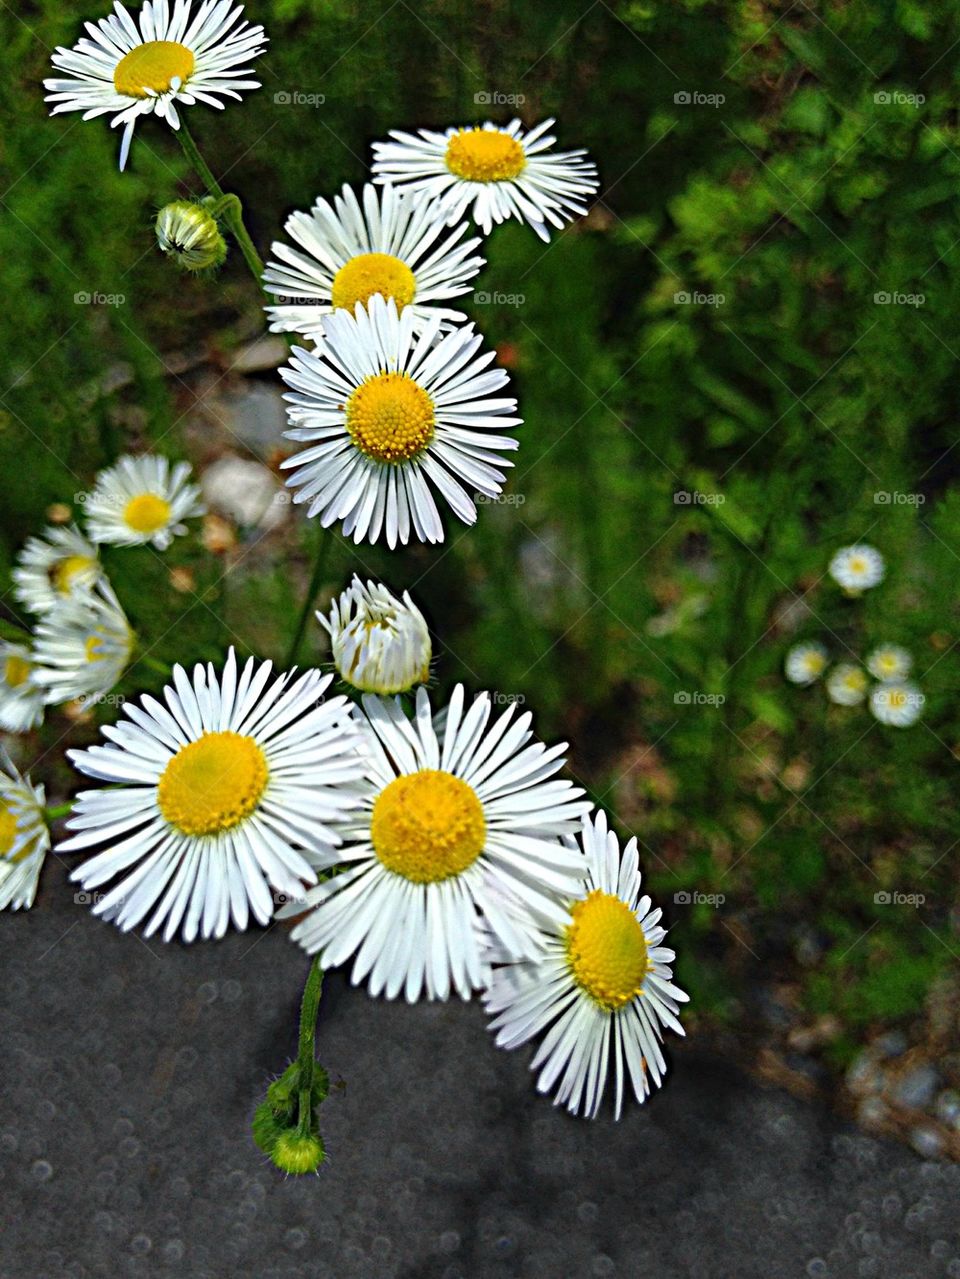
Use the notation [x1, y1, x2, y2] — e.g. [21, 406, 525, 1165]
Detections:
[445, 128, 526, 182]
[84, 633, 108, 664]
[888, 690, 907, 708]
[113, 40, 195, 98]
[4, 655, 30, 688]
[0, 801, 17, 858]
[565, 889, 649, 1012]
[331, 253, 417, 313]
[370, 769, 486, 884]
[848, 557, 867, 575]
[346, 372, 435, 464]
[158, 731, 269, 837]
[51, 554, 96, 594]
[123, 493, 172, 535]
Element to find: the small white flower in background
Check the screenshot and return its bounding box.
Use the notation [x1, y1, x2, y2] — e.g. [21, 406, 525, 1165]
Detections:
[0, 750, 50, 912]
[318, 576, 431, 695]
[483, 810, 688, 1119]
[59, 649, 365, 942]
[12, 524, 101, 615]
[44, 0, 267, 171]
[156, 200, 226, 272]
[84, 454, 204, 551]
[280, 295, 521, 548]
[31, 583, 134, 707]
[0, 642, 45, 733]
[263, 182, 485, 341]
[279, 684, 591, 1001]
[870, 681, 924, 728]
[201, 454, 287, 530]
[828, 544, 885, 594]
[866, 644, 913, 683]
[784, 641, 828, 685]
[372, 118, 599, 242]
[826, 662, 869, 707]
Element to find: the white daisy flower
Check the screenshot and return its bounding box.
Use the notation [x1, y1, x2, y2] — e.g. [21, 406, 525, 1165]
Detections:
[12, 524, 102, 615]
[0, 751, 50, 912]
[59, 649, 365, 942]
[31, 583, 134, 707]
[826, 662, 868, 706]
[869, 681, 924, 728]
[263, 182, 485, 341]
[784, 641, 828, 685]
[280, 295, 521, 548]
[484, 811, 688, 1119]
[866, 644, 913, 683]
[0, 642, 45, 733]
[280, 684, 591, 1002]
[83, 454, 204, 551]
[318, 575, 431, 696]
[372, 118, 599, 242]
[828, 544, 885, 595]
[44, 0, 267, 171]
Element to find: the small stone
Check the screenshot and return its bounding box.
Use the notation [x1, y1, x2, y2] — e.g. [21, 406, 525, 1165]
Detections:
[873, 1031, 908, 1058]
[910, 1125, 944, 1159]
[228, 335, 289, 374]
[936, 1090, 960, 1127]
[891, 1065, 940, 1109]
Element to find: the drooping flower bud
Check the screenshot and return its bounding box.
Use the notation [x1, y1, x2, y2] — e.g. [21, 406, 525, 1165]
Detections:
[318, 575, 431, 695]
[270, 1129, 325, 1175]
[155, 200, 227, 273]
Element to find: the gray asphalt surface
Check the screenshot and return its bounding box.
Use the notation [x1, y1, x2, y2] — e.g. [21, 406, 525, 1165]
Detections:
[2, 855, 957, 1279]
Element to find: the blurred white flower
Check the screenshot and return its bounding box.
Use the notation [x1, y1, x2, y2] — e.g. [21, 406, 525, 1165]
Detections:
[870, 681, 924, 728]
[31, 584, 134, 707]
[318, 576, 431, 695]
[785, 641, 828, 685]
[12, 524, 101, 615]
[201, 455, 287, 530]
[866, 644, 912, 683]
[828, 544, 885, 594]
[826, 662, 868, 706]
[0, 642, 45, 733]
[84, 454, 204, 551]
[0, 750, 49, 912]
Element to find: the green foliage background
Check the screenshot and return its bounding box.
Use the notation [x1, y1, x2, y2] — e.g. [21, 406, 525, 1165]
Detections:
[2, 0, 959, 1068]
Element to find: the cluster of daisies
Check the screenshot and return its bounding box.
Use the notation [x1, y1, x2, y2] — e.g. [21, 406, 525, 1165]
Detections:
[784, 543, 924, 728]
[0, 455, 203, 740]
[3, 576, 686, 1120]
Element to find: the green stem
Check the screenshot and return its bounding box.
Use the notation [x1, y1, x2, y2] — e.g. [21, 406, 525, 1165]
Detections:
[285, 525, 331, 667]
[44, 802, 74, 822]
[295, 956, 323, 1136]
[174, 119, 265, 285]
[138, 654, 173, 677]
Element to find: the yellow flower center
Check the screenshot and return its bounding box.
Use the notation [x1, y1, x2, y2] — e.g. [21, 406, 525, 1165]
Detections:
[157, 731, 269, 837]
[845, 671, 866, 691]
[888, 690, 907, 709]
[445, 128, 526, 182]
[331, 253, 417, 313]
[0, 801, 18, 858]
[565, 889, 649, 1012]
[878, 655, 897, 673]
[51, 554, 97, 594]
[346, 372, 435, 464]
[113, 40, 195, 98]
[848, 556, 867, 575]
[4, 655, 31, 688]
[370, 769, 486, 883]
[123, 493, 172, 535]
[84, 632, 108, 663]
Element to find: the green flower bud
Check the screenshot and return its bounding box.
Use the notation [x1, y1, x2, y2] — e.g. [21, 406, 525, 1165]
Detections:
[270, 1129, 325, 1176]
[155, 200, 227, 272]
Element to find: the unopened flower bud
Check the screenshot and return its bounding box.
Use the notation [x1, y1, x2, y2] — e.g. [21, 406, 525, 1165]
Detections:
[155, 200, 226, 272]
[270, 1129, 325, 1175]
[318, 575, 431, 695]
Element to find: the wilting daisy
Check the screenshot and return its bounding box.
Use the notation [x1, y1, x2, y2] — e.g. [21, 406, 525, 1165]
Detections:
[59, 649, 364, 942]
[866, 644, 912, 683]
[280, 295, 521, 547]
[0, 752, 50, 912]
[280, 684, 591, 1001]
[31, 584, 134, 707]
[12, 524, 101, 615]
[318, 575, 431, 695]
[870, 681, 924, 728]
[826, 662, 868, 706]
[263, 182, 484, 341]
[784, 641, 828, 685]
[829, 544, 885, 595]
[83, 454, 204, 551]
[484, 811, 688, 1119]
[0, 642, 45, 733]
[372, 118, 599, 242]
[44, 0, 267, 171]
